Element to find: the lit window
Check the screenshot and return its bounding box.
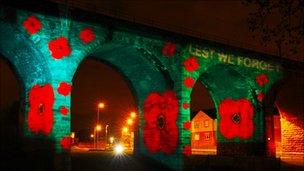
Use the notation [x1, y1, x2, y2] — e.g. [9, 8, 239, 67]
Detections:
[194, 122, 200, 129]
[194, 134, 200, 140]
[204, 120, 209, 127]
[204, 133, 210, 141]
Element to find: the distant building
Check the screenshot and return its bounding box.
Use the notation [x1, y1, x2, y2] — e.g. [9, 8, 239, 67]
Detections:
[191, 110, 217, 155]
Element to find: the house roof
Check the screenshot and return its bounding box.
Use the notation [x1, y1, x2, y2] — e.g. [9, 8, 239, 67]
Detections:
[190, 109, 217, 120]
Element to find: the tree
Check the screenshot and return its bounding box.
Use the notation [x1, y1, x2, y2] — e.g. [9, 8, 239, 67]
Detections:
[244, 0, 304, 57]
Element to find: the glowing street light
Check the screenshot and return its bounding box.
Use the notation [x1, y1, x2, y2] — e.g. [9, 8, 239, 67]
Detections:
[122, 127, 129, 133]
[98, 102, 105, 109]
[130, 112, 136, 118]
[96, 102, 105, 149]
[109, 136, 114, 144]
[70, 132, 75, 139]
[114, 144, 124, 155]
[90, 134, 94, 138]
[127, 118, 133, 125]
[96, 124, 102, 131]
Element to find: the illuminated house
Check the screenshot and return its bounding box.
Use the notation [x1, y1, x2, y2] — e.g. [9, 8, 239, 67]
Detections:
[191, 110, 217, 155]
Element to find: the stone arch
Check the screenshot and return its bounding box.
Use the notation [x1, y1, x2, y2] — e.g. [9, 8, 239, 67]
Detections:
[0, 21, 52, 88]
[0, 22, 54, 170]
[61, 42, 176, 167]
[71, 43, 170, 148]
[187, 63, 264, 156]
[0, 21, 53, 140]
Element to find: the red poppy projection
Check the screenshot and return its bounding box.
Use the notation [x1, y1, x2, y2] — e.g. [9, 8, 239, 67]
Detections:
[60, 136, 72, 150]
[48, 37, 72, 59]
[162, 42, 176, 57]
[143, 90, 179, 155]
[182, 145, 192, 156]
[183, 56, 199, 72]
[218, 98, 254, 140]
[183, 77, 195, 88]
[257, 92, 264, 102]
[79, 28, 95, 44]
[28, 84, 54, 135]
[23, 15, 42, 35]
[183, 102, 190, 109]
[57, 82, 72, 96]
[256, 74, 269, 86]
[183, 121, 191, 130]
[59, 106, 69, 115]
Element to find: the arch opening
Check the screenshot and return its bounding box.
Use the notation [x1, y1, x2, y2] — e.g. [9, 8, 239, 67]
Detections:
[265, 70, 304, 166]
[190, 81, 217, 155]
[0, 56, 24, 169]
[71, 58, 138, 155]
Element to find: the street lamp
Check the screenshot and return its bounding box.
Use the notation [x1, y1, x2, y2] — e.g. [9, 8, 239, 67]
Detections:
[130, 112, 136, 118]
[96, 124, 102, 131]
[127, 118, 133, 125]
[109, 136, 114, 144]
[97, 102, 105, 124]
[95, 124, 102, 149]
[105, 124, 109, 148]
[122, 127, 128, 133]
[96, 102, 105, 149]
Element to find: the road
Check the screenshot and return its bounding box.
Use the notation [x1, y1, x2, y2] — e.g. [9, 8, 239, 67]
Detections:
[71, 151, 172, 171]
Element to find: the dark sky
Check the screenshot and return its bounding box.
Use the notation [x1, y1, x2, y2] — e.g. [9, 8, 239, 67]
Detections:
[50, 0, 303, 62]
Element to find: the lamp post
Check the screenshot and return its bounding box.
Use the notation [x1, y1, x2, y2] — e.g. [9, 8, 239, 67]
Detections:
[97, 102, 105, 124]
[105, 124, 109, 149]
[96, 102, 105, 149]
[95, 124, 102, 149]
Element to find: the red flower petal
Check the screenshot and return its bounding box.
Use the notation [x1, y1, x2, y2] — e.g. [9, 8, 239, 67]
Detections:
[161, 123, 178, 154]
[183, 77, 195, 88]
[60, 106, 69, 115]
[237, 99, 254, 139]
[48, 37, 71, 59]
[162, 91, 179, 122]
[60, 136, 72, 150]
[183, 56, 199, 72]
[57, 82, 72, 96]
[183, 121, 191, 130]
[162, 42, 176, 57]
[257, 92, 264, 102]
[182, 145, 192, 156]
[183, 102, 190, 109]
[144, 124, 161, 153]
[218, 98, 254, 140]
[23, 15, 42, 34]
[80, 28, 95, 44]
[144, 92, 162, 123]
[256, 74, 269, 86]
[28, 84, 54, 135]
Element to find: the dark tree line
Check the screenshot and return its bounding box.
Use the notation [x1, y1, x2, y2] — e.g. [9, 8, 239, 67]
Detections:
[244, 0, 304, 57]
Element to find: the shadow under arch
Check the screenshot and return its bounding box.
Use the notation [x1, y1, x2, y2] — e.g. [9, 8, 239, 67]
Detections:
[194, 64, 264, 156]
[263, 75, 285, 157]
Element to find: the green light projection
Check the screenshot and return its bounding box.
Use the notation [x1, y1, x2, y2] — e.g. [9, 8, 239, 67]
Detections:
[0, 7, 282, 170]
